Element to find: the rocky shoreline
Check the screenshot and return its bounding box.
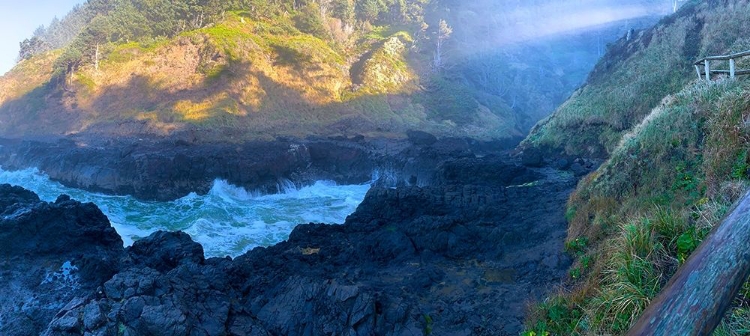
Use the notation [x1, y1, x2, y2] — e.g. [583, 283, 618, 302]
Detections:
[0, 133, 520, 201]
[0, 136, 585, 335]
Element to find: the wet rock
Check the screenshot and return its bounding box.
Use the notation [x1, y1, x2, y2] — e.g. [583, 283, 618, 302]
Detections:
[406, 130, 437, 146]
[521, 148, 544, 167]
[0, 137, 380, 201]
[0, 142, 577, 336]
[127, 231, 204, 272]
[0, 183, 39, 212]
[83, 303, 106, 330]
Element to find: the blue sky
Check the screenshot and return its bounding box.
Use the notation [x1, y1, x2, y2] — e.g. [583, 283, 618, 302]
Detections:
[0, 0, 84, 75]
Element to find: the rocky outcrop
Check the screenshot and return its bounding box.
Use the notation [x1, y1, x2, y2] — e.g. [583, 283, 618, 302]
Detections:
[0, 134, 522, 201]
[0, 137, 378, 201]
[0, 185, 123, 335]
[0, 149, 575, 335]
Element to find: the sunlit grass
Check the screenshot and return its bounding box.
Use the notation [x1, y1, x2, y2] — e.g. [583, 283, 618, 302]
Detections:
[526, 78, 750, 335]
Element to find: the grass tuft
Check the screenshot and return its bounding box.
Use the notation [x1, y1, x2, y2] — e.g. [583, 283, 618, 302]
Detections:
[526, 78, 750, 335]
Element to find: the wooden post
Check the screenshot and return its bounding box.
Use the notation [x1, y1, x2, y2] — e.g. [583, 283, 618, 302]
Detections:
[695, 65, 702, 79]
[730, 58, 736, 79]
[627, 190, 750, 335]
[705, 60, 711, 81]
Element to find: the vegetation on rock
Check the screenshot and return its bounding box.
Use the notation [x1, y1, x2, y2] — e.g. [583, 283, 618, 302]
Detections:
[524, 1, 750, 334]
[523, 0, 750, 157]
[1, 0, 652, 141]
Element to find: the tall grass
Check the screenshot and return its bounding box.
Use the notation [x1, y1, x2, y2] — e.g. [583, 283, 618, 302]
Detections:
[525, 79, 750, 335]
[523, 0, 750, 158]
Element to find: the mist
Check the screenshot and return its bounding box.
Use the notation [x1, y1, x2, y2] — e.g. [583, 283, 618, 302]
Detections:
[443, 0, 679, 48]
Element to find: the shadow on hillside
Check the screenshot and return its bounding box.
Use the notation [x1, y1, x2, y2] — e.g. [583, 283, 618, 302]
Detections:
[76, 58, 407, 139]
[0, 55, 525, 146]
[269, 44, 315, 73]
[0, 82, 72, 137]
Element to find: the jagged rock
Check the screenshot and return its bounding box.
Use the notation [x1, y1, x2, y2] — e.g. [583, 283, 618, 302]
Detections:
[0, 137, 378, 201]
[521, 148, 545, 167]
[0, 183, 39, 212]
[0, 188, 123, 336]
[406, 130, 438, 146]
[0, 142, 576, 336]
[127, 231, 205, 272]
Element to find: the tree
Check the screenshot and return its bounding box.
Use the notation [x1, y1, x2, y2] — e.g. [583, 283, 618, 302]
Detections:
[52, 45, 83, 86]
[433, 19, 452, 70]
[357, 0, 380, 22]
[294, 3, 329, 38]
[332, 0, 355, 23]
[18, 37, 47, 61]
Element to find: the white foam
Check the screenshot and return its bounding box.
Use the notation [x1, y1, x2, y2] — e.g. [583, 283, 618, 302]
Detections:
[0, 168, 371, 258]
[42, 261, 79, 288]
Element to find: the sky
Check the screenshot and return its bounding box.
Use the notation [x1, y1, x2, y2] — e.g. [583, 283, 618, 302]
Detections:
[0, 0, 84, 75]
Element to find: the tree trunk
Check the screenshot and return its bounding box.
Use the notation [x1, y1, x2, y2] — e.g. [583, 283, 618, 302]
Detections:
[95, 43, 100, 72]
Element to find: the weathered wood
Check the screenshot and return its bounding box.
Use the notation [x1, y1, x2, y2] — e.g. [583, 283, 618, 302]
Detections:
[709, 69, 750, 76]
[705, 60, 710, 81]
[695, 49, 750, 64]
[695, 65, 701, 79]
[627, 190, 750, 335]
[730, 58, 736, 79]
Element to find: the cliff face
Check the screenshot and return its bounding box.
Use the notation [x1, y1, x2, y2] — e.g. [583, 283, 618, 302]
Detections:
[0, 1, 663, 142]
[0, 14, 429, 141]
[522, 1, 750, 334]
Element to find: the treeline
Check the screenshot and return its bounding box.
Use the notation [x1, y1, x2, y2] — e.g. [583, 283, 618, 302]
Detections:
[19, 0, 431, 79]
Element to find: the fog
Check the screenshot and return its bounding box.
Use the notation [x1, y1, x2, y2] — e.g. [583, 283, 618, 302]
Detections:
[445, 0, 681, 47]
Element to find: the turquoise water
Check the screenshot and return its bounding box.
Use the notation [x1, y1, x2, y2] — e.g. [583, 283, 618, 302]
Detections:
[0, 167, 371, 258]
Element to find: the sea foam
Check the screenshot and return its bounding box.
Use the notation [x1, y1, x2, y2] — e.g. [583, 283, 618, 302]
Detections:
[0, 167, 370, 258]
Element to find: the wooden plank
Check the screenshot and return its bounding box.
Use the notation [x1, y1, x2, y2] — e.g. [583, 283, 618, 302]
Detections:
[708, 69, 750, 75]
[705, 49, 750, 61]
[730, 59, 736, 79]
[695, 49, 750, 64]
[627, 190, 750, 335]
[695, 65, 702, 79]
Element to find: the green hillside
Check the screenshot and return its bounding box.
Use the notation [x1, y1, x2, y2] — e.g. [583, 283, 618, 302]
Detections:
[523, 1, 750, 334]
[0, 0, 650, 141]
[523, 0, 750, 157]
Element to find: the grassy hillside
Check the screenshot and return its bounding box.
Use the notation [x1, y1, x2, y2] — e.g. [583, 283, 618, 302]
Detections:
[1, 11, 515, 140]
[523, 0, 750, 334]
[526, 79, 750, 335]
[0, 0, 662, 142]
[523, 0, 750, 157]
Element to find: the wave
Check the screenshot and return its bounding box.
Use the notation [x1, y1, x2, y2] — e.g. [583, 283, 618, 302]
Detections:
[0, 167, 370, 258]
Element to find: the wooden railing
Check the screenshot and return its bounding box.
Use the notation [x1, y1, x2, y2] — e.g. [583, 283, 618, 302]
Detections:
[627, 190, 750, 335]
[694, 50, 750, 80]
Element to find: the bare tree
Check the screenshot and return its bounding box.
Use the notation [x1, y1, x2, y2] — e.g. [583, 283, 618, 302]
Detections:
[433, 19, 453, 70]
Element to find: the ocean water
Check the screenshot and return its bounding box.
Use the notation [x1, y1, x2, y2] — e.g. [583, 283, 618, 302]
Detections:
[0, 167, 371, 258]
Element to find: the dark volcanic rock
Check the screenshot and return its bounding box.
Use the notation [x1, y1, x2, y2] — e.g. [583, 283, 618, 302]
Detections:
[0, 135, 510, 201]
[34, 155, 573, 335]
[520, 147, 545, 167]
[0, 186, 123, 336]
[127, 231, 205, 272]
[0, 143, 575, 336]
[0, 137, 379, 201]
[0, 183, 39, 210]
[406, 130, 438, 146]
[0, 140, 320, 200]
[435, 155, 542, 186]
